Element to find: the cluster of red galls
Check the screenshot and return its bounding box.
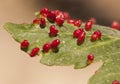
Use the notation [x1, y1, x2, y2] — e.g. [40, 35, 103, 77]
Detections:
[20, 8, 103, 64]
[73, 26, 102, 45]
[33, 8, 70, 27]
[72, 22, 101, 64]
[21, 39, 60, 57]
[21, 8, 70, 57]
[20, 8, 104, 66]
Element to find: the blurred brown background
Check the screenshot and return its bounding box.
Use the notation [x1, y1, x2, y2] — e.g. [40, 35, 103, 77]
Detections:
[1, 0, 120, 26]
[38, 0, 120, 26]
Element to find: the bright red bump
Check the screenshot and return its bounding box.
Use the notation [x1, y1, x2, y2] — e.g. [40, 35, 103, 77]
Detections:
[77, 32, 86, 45]
[87, 54, 94, 64]
[33, 18, 40, 24]
[74, 20, 82, 27]
[51, 39, 60, 49]
[40, 8, 50, 17]
[111, 21, 120, 30]
[40, 18, 46, 28]
[91, 33, 98, 42]
[29, 47, 40, 57]
[47, 11, 56, 22]
[55, 18, 64, 26]
[49, 25, 58, 37]
[67, 19, 75, 24]
[88, 54, 94, 61]
[21, 40, 29, 49]
[93, 30, 102, 40]
[42, 43, 51, 52]
[73, 28, 84, 38]
[91, 30, 102, 41]
[85, 21, 93, 31]
[56, 12, 65, 19]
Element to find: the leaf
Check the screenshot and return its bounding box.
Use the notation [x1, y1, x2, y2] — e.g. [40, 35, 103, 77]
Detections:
[88, 53, 120, 84]
[4, 21, 120, 84]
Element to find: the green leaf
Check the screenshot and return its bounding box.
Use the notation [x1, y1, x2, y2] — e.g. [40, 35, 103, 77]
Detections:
[4, 21, 120, 84]
[88, 53, 120, 84]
